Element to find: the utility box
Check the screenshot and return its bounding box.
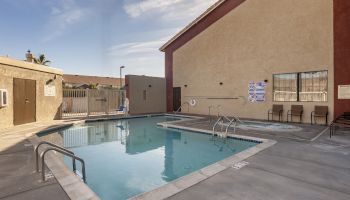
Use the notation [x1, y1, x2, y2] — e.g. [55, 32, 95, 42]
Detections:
[0, 89, 8, 107]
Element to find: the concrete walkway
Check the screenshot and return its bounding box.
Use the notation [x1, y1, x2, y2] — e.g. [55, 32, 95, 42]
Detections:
[0, 121, 78, 200]
[0, 139, 69, 200]
[168, 127, 350, 200]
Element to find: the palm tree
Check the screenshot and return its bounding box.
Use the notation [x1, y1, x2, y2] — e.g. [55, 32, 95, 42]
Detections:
[33, 54, 51, 66]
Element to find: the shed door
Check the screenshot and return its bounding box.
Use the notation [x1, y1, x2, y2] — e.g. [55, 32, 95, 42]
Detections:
[13, 78, 36, 125]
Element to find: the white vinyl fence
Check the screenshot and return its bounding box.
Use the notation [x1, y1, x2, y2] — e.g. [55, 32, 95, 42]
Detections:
[62, 89, 124, 118]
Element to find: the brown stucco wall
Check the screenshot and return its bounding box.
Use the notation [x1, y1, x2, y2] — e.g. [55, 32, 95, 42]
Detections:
[127, 75, 166, 114]
[172, 0, 334, 123]
[0, 57, 63, 130]
[334, 0, 350, 118]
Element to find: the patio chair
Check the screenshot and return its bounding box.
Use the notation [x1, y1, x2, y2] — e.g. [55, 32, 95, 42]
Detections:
[268, 104, 283, 122]
[287, 105, 303, 123]
[311, 106, 328, 125]
[330, 112, 350, 138]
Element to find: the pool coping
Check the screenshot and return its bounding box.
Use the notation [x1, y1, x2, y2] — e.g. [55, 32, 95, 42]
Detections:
[31, 114, 276, 200]
[28, 121, 101, 200]
[127, 116, 276, 200]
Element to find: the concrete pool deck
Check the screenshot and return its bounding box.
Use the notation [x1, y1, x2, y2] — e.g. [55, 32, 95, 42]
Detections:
[0, 115, 349, 200]
[166, 118, 350, 200]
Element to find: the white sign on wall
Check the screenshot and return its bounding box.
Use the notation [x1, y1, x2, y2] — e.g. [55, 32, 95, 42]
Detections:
[338, 85, 350, 99]
[44, 85, 56, 97]
[248, 81, 266, 103]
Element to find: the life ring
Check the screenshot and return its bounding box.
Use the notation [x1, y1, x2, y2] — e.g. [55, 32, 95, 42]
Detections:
[189, 99, 197, 106]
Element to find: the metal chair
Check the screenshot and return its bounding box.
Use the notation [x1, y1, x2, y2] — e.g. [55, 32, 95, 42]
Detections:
[268, 104, 283, 122]
[287, 105, 303, 123]
[311, 106, 328, 125]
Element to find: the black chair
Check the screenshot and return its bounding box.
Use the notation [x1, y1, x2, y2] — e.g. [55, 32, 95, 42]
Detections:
[287, 105, 303, 123]
[268, 104, 283, 122]
[311, 106, 328, 125]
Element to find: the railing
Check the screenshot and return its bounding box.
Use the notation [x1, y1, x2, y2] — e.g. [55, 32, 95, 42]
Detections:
[34, 141, 86, 183]
[62, 88, 123, 118]
[212, 115, 242, 138]
[35, 141, 75, 173]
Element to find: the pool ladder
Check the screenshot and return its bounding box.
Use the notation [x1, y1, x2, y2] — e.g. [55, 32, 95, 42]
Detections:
[34, 141, 86, 183]
[212, 115, 242, 138]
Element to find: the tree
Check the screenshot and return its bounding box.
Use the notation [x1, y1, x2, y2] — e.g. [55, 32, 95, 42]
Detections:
[33, 54, 51, 66]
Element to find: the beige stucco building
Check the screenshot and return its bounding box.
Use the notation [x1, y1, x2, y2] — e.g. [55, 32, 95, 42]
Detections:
[0, 57, 63, 130]
[161, 0, 350, 124]
[125, 75, 166, 114]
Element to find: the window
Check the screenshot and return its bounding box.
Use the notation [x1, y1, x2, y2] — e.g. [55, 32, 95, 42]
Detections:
[273, 73, 298, 101]
[273, 70, 328, 102]
[299, 71, 328, 102]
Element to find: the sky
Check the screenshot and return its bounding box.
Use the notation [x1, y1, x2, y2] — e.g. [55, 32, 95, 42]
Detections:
[0, 0, 217, 77]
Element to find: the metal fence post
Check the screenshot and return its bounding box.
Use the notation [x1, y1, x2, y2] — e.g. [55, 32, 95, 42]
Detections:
[86, 89, 90, 116]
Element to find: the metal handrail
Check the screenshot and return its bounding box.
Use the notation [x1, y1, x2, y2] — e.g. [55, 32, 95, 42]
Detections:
[175, 102, 190, 114]
[212, 114, 243, 138]
[35, 141, 75, 173]
[41, 147, 86, 183]
[225, 118, 236, 136]
[212, 116, 223, 136]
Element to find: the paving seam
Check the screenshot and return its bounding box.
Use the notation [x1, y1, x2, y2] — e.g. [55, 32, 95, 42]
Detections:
[246, 165, 350, 196]
[0, 149, 32, 156]
[0, 182, 59, 199]
[259, 151, 350, 171]
[310, 127, 329, 141]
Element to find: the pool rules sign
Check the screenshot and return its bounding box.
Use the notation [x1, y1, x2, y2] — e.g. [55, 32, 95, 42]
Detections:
[338, 85, 350, 99]
[248, 81, 266, 103]
[44, 85, 56, 97]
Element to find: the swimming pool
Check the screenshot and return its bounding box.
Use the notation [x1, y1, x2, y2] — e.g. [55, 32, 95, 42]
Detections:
[39, 116, 259, 200]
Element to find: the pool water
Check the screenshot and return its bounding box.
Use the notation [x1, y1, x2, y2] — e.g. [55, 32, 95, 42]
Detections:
[39, 116, 258, 200]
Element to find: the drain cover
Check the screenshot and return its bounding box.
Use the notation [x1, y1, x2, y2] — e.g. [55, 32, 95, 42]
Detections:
[45, 172, 54, 180]
[232, 161, 249, 170]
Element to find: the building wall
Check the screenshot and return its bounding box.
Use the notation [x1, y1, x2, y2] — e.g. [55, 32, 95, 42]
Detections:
[126, 75, 166, 114]
[0, 57, 63, 130]
[172, 0, 334, 123]
[334, 0, 350, 118]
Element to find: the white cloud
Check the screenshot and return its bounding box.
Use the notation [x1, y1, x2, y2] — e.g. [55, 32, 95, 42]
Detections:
[43, 0, 91, 42]
[123, 0, 218, 22]
[107, 37, 168, 57]
[124, 0, 184, 18]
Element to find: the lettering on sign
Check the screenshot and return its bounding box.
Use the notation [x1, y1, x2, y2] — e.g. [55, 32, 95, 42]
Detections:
[338, 85, 350, 99]
[44, 85, 56, 97]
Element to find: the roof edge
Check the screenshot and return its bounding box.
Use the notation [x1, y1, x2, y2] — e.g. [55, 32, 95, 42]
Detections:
[0, 56, 63, 75]
[159, 0, 227, 52]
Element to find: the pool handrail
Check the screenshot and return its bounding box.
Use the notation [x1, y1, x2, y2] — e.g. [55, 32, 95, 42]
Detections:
[40, 147, 86, 183]
[35, 141, 76, 173]
[212, 114, 243, 137]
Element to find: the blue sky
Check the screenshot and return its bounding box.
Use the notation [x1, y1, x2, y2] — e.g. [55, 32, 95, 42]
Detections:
[0, 0, 216, 77]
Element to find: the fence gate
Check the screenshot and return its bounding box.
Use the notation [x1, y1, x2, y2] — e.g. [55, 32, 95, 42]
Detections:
[62, 89, 123, 118]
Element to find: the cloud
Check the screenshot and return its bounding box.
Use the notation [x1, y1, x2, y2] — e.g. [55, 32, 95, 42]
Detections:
[123, 0, 218, 21]
[107, 37, 168, 57]
[123, 0, 184, 18]
[43, 0, 91, 42]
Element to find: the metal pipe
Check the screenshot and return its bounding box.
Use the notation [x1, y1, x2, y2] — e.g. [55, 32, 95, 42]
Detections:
[35, 141, 75, 173]
[41, 147, 86, 183]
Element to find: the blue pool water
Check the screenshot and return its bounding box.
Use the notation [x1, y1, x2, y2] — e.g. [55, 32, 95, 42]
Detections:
[39, 116, 258, 200]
